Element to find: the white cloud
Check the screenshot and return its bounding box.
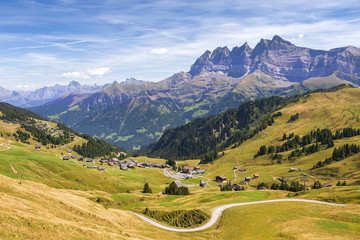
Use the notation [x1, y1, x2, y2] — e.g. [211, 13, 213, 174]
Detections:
[86, 67, 111, 77]
[298, 34, 304, 38]
[61, 67, 111, 79]
[61, 71, 90, 79]
[149, 48, 169, 55]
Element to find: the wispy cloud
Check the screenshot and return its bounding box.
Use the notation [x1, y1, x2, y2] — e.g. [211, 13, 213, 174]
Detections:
[0, 0, 359, 88]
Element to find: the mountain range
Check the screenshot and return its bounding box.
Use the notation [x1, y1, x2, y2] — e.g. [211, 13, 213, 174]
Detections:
[0, 81, 110, 108]
[30, 35, 360, 150]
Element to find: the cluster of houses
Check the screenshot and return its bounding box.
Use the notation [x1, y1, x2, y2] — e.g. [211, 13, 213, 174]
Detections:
[214, 171, 260, 185]
[2, 119, 32, 126]
[82, 164, 105, 171]
[36, 121, 75, 138]
[233, 166, 246, 172]
[62, 155, 172, 172]
[138, 161, 171, 169]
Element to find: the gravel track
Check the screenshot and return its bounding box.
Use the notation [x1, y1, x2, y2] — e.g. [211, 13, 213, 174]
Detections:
[130, 199, 346, 232]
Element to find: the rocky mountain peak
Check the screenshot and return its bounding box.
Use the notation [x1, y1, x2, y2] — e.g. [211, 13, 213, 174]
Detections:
[189, 35, 360, 83]
[68, 80, 81, 87]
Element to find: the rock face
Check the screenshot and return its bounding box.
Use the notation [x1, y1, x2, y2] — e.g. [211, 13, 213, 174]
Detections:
[189, 35, 360, 84]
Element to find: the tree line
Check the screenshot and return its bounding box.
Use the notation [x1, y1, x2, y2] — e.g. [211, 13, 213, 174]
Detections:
[313, 144, 360, 169]
[255, 127, 360, 160]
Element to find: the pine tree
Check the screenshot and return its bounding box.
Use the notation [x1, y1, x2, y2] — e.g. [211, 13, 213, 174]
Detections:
[142, 183, 152, 193]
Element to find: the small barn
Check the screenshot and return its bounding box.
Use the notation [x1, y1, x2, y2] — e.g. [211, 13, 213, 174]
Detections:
[182, 166, 193, 174]
[62, 156, 70, 161]
[244, 177, 251, 182]
[215, 175, 227, 183]
[253, 174, 260, 178]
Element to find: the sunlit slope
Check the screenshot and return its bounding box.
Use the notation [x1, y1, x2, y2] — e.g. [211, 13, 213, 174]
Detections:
[206, 88, 360, 185]
[0, 174, 199, 240]
[1, 173, 359, 240]
[0, 119, 168, 193]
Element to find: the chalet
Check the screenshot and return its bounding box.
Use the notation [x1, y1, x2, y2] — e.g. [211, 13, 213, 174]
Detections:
[93, 166, 98, 170]
[128, 162, 136, 168]
[120, 165, 128, 171]
[244, 177, 251, 182]
[199, 180, 206, 187]
[62, 156, 70, 161]
[111, 158, 119, 162]
[197, 170, 206, 174]
[289, 168, 297, 172]
[87, 165, 93, 168]
[233, 166, 238, 170]
[70, 133, 75, 139]
[182, 166, 193, 174]
[238, 168, 246, 172]
[78, 157, 84, 161]
[108, 162, 114, 166]
[86, 159, 95, 163]
[253, 174, 260, 179]
[34, 145, 41, 150]
[324, 183, 332, 187]
[193, 166, 201, 171]
[215, 175, 227, 183]
[71, 156, 77, 159]
[98, 167, 105, 171]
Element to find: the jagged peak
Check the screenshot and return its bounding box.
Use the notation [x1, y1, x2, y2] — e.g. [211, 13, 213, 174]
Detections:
[68, 80, 81, 87]
[270, 35, 293, 47]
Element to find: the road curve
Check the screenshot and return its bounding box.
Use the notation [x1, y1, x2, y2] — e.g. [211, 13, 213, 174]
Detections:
[129, 199, 346, 232]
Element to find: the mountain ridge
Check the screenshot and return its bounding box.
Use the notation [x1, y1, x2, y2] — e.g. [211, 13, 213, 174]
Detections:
[30, 36, 360, 150]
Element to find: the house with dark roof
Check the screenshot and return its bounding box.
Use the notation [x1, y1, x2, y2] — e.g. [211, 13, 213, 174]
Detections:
[215, 175, 227, 183]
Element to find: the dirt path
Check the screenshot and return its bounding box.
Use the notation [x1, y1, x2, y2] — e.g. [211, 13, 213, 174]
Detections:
[130, 199, 346, 233]
[58, 138, 82, 149]
[10, 163, 17, 175]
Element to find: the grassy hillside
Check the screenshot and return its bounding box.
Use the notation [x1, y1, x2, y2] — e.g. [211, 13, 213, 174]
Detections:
[1, 87, 360, 239]
[204, 87, 360, 189]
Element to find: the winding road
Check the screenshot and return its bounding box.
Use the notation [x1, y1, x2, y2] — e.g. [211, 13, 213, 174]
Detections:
[129, 199, 346, 233]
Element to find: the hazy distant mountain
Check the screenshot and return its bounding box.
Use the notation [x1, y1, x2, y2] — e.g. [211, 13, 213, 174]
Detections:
[31, 36, 360, 150]
[0, 81, 112, 108]
[120, 78, 147, 85]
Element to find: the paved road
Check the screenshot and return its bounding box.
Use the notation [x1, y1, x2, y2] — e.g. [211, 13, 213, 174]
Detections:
[129, 199, 346, 233]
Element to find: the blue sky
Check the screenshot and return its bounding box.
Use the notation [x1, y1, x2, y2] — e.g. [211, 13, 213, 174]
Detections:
[0, 0, 360, 90]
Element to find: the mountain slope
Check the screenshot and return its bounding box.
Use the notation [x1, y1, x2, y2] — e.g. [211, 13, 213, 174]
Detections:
[31, 36, 360, 150]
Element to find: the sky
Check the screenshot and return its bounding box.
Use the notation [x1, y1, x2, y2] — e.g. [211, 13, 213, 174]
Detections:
[0, 0, 360, 90]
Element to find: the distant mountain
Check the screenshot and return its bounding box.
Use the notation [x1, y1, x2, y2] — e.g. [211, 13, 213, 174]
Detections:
[120, 78, 147, 85]
[0, 81, 111, 108]
[31, 36, 360, 151]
